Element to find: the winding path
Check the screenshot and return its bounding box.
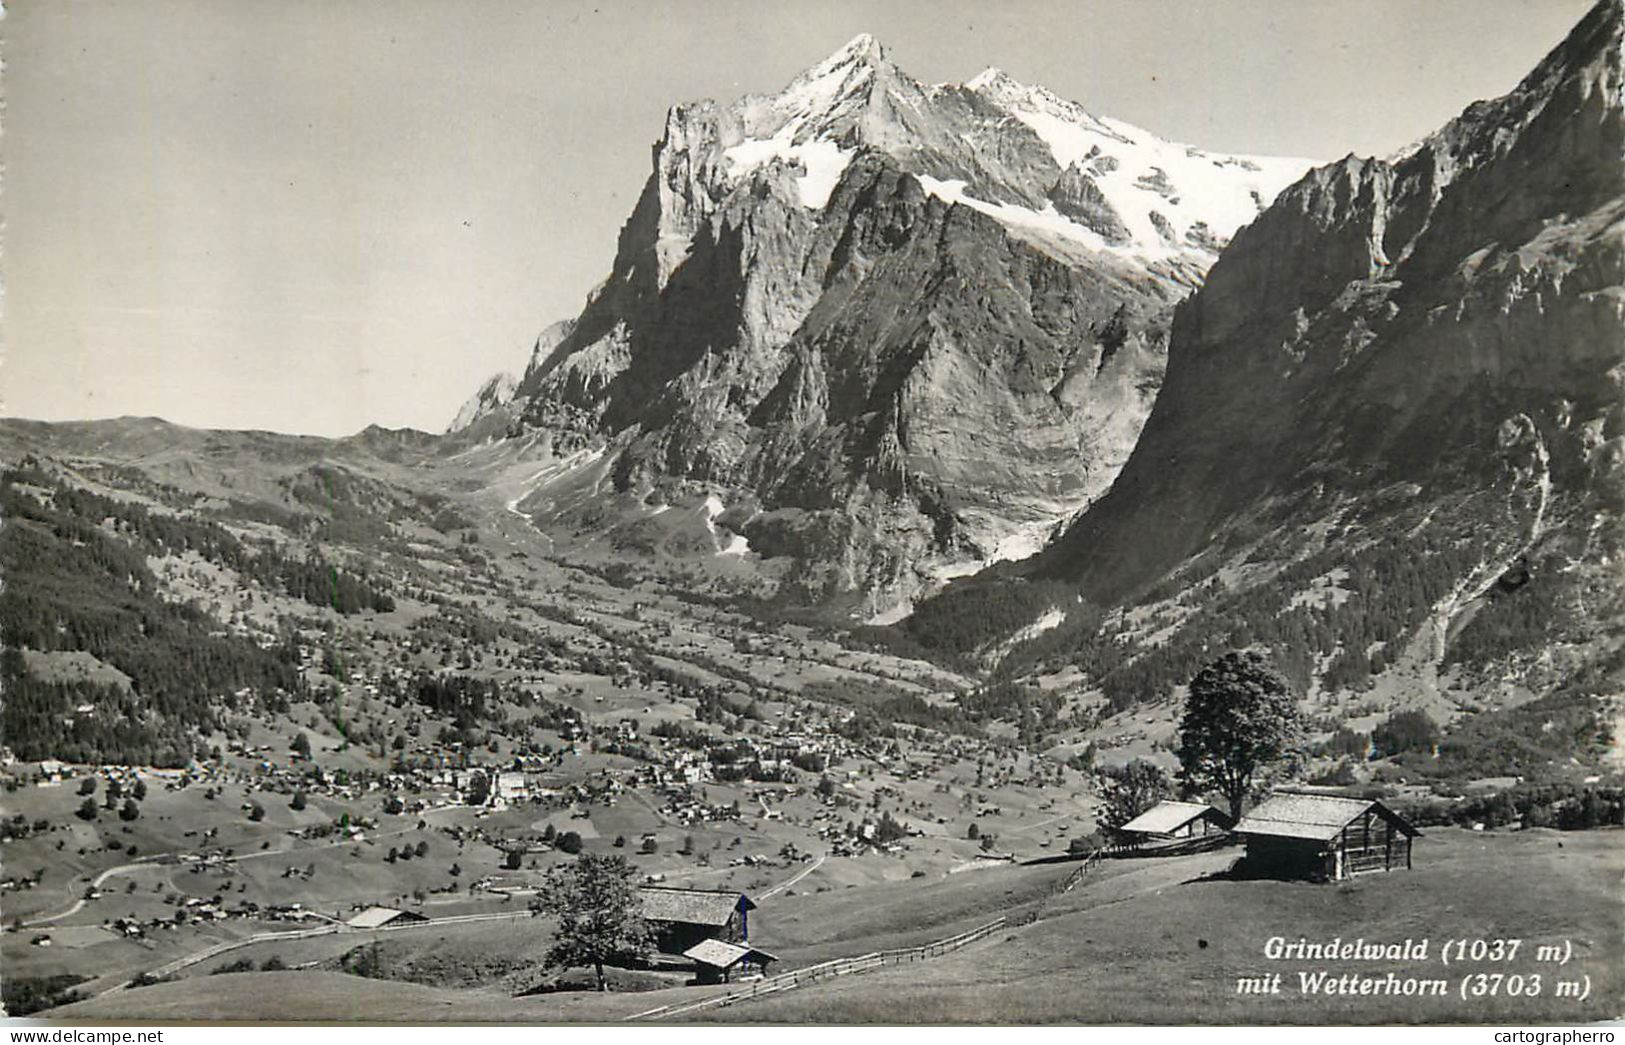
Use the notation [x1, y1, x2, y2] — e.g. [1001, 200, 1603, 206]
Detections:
[21, 861, 150, 927]
[757, 852, 825, 899]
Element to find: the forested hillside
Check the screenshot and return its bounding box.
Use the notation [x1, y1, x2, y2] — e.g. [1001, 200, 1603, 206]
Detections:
[0, 461, 402, 764]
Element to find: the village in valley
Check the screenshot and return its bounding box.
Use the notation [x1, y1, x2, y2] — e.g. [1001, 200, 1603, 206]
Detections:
[0, 446, 1095, 1014]
[0, 430, 1618, 1024]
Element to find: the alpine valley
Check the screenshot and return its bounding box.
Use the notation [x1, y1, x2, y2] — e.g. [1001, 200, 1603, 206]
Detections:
[2, 1, 1621, 1024]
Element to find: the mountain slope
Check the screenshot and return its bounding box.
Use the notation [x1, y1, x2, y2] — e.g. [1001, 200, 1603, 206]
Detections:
[456, 36, 1313, 613]
[449, 371, 519, 434]
[969, 0, 1623, 720]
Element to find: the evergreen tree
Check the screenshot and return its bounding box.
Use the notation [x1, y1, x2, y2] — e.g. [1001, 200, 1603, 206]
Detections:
[1371, 710, 1440, 758]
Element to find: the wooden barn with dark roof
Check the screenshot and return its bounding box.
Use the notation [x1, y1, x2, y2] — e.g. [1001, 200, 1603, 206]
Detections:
[638, 887, 755, 956]
[1233, 791, 1420, 881]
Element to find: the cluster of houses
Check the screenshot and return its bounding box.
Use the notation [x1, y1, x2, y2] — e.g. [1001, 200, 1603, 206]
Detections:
[5, 759, 192, 792]
[101, 898, 315, 942]
[187, 696, 873, 823]
[1118, 791, 1420, 881]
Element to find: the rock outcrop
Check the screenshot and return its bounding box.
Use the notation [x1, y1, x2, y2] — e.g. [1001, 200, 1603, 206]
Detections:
[448, 371, 519, 435]
[1013, 0, 1623, 701]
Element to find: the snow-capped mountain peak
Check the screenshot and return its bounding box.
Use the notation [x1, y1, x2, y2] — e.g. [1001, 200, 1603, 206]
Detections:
[810, 32, 888, 72]
[716, 36, 903, 208]
[704, 37, 1315, 269]
[958, 65, 1314, 262]
[460, 30, 1327, 604]
[772, 38, 885, 128]
[964, 66, 1014, 92]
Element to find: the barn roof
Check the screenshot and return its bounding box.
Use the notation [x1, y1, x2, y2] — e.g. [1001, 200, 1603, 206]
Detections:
[682, 939, 779, 968]
[346, 906, 419, 929]
[1120, 800, 1232, 836]
[683, 939, 749, 968]
[1234, 792, 1419, 842]
[638, 887, 754, 926]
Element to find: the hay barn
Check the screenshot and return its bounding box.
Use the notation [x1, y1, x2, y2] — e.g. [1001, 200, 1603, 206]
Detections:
[638, 887, 755, 956]
[1234, 792, 1420, 881]
[681, 938, 779, 984]
[345, 906, 428, 929]
[1119, 800, 1235, 845]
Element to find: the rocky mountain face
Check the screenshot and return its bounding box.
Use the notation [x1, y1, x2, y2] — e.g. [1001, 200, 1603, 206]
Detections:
[985, 0, 1623, 714]
[449, 372, 519, 434]
[448, 320, 575, 437]
[458, 35, 1311, 612]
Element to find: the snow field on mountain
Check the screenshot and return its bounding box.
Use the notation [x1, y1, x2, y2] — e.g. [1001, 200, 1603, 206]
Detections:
[999, 89, 1312, 254]
[723, 137, 855, 209]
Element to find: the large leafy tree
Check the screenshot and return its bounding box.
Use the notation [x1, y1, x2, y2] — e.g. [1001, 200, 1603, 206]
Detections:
[1177, 651, 1303, 820]
[531, 853, 653, 991]
[1097, 759, 1173, 842]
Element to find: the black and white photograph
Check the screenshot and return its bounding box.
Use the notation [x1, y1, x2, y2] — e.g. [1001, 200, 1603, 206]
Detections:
[1, 0, 1621, 1030]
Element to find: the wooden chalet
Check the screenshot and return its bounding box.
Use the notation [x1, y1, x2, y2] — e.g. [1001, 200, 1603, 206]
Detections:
[681, 938, 779, 984]
[1118, 800, 1234, 845]
[638, 887, 755, 956]
[1233, 792, 1420, 881]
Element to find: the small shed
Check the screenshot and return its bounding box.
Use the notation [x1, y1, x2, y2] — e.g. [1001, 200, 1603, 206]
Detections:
[346, 906, 428, 929]
[1119, 800, 1235, 844]
[1233, 792, 1420, 881]
[681, 938, 779, 984]
[638, 887, 755, 955]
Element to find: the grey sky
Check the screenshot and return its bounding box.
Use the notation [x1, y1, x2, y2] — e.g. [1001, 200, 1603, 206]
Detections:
[2, 0, 1594, 436]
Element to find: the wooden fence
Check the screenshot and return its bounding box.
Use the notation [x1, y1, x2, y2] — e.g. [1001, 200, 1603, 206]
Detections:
[119, 844, 1121, 1011]
[631, 844, 1126, 1020]
[1055, 849, 1102, 894]
[630, 916, 1011, 1021]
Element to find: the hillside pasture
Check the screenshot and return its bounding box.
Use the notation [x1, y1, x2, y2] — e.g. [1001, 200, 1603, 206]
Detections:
[709, 828, 1623, 1024]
